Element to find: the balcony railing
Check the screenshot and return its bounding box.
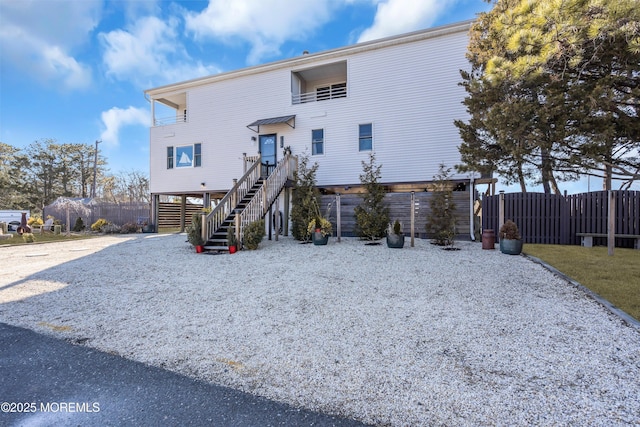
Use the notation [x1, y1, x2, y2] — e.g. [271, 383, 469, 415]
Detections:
[292, 86, 347, 105]
[154, 114, 187, 126]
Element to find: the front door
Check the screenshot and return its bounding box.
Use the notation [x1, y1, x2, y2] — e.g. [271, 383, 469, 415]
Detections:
[259, 134, 277, 177]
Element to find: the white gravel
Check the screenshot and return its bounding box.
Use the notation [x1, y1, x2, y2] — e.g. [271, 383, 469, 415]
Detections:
[1, 233, 639, 426]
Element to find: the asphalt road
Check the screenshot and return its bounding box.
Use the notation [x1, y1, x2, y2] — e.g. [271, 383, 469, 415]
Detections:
[0, 323, 367, 426]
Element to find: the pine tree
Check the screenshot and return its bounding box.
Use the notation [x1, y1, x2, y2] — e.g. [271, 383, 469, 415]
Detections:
[426, 164, 457, 247]
[354, 153, 389, 241]
[290, 154, 320, 241]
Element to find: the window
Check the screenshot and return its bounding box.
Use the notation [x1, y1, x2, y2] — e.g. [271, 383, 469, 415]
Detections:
[359, 123, 372, 151]
[167, 146, 174, 169]
[312, 129, 324, 155]
[194, 143, 201, 167]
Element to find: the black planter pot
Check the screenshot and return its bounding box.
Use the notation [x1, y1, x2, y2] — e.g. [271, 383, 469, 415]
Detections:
[386, 233, 405, 248]
[142, 224, 155, 233]
[500, 239, 523, 255]
[312, 231, 329, 245]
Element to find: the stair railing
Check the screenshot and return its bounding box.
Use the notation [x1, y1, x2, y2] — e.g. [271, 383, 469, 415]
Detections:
[236, 154, 297, 245]
[202, 154, 261, 242]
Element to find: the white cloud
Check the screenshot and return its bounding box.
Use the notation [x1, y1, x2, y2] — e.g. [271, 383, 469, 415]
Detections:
[100, 15, 220, 87]
[0, 0, 100, 90]
[183, 0, 338, 64]
[100, 106, 149, 147]
[358, 0, 454, 43]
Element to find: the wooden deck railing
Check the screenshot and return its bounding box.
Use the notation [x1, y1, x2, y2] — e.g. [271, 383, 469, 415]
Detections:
[202, 154, 261, 241]
[235, 154, 297, 245]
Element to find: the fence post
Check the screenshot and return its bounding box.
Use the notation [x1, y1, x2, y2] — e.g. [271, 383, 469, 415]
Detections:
[336, 193, 341, 242]
[410, 191, 415, 247]
[498, 191, 505, 239]
[235, 210, 242, 249]
[608, 190, 615, 256]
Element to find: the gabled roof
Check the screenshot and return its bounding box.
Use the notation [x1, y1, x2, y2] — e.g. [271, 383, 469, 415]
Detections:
[144, 20, 473, 96]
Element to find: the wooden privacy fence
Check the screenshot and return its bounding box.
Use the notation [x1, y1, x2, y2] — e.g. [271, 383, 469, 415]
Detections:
[44, 201, 151, 229]
[482, 191, 640, 247]
[319, 191, 471, 238]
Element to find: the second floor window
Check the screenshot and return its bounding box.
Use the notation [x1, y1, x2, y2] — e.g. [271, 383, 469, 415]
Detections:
[312, 129, 324, 155]
[170, 143, 202, 168]
[359, 123, 372, 151]
[194, 143, 201, 167]
[167, 146, 174, 169]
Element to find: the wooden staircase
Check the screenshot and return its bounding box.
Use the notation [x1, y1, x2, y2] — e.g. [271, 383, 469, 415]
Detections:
[202, 154, 297, 252]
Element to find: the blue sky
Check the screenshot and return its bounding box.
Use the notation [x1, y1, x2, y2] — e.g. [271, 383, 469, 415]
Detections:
[0, 0, 490, 173]
[1, 0, 634, 193]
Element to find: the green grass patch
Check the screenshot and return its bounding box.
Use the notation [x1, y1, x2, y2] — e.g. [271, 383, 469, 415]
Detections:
[0, 232, 95, 246]
[524, 244, 640, 321]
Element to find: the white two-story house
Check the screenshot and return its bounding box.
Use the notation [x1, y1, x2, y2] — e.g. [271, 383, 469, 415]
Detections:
[145, 20, 484, 247]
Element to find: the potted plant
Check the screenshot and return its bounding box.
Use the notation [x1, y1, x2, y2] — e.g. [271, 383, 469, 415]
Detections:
[187, 212, 205, 253]
[499, 220, 523, 255]
[386, 219, 405, 248]
[307, 216, 332, 245]
[227, 224, 238, 254]
[141, 221, 155, 233]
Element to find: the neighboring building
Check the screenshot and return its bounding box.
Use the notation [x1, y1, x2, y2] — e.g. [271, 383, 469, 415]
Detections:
[145, 20, 485, 247]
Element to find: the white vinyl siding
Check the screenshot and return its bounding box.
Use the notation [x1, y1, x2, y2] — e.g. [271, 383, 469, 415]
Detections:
[148, 23, 474, 194]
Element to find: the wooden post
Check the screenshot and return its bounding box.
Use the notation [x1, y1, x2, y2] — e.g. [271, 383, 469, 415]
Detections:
[608, 190, 615, 256]
[268, 204, 273, 241]
[275, 197, 279, 242]
[336, 193, 341, 242]
[235, 210, 241, 249]
[410, 191, 415, 247]
[200, 211, 207, 244]
[283, 187, 290, 236]
[180, 195, 187, 232]
[243, 153, 247, 174]
[231, 179, 238, 208]
[498, 191, 505, 239]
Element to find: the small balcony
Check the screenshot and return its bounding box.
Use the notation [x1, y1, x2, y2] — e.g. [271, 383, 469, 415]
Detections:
[151, 92, 187, 127]
[291, 61, 347, 105]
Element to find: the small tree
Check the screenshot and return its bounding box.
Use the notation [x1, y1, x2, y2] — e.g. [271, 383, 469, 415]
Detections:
[50, 197, 90, 236]
[354, 153, 389, 241]
[426, 164, 457, 246]
[290, 154, 321, 241]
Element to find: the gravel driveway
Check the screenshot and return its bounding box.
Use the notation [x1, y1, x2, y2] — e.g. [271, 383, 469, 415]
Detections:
[1, 234, 639, 426]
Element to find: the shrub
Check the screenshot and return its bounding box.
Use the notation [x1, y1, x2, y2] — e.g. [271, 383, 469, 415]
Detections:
[28, 216, 43, 226]
[103, 223, 121, 234]
[73, 217, 85, 232]
[243, 220, 265, 250]
[306, 216, 333, 237]
[388, 219, 403, 235]
[354, 153, 389, 241]
[120, 222, 139, 234]
[426, 163, 457, 247]
[499, 220, 521, 240]
[291, 154, 321, 241]
[22, 233, 35, 243]
[91, 218, 109, 232]
[186, 212, 204, 246]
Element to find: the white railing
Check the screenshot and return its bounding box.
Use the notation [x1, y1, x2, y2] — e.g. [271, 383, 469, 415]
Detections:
[236, 154, 297, 246]
[292, 86, 347, 105]
[154, 115, 187, 126]
[202, 154, 261, 241]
